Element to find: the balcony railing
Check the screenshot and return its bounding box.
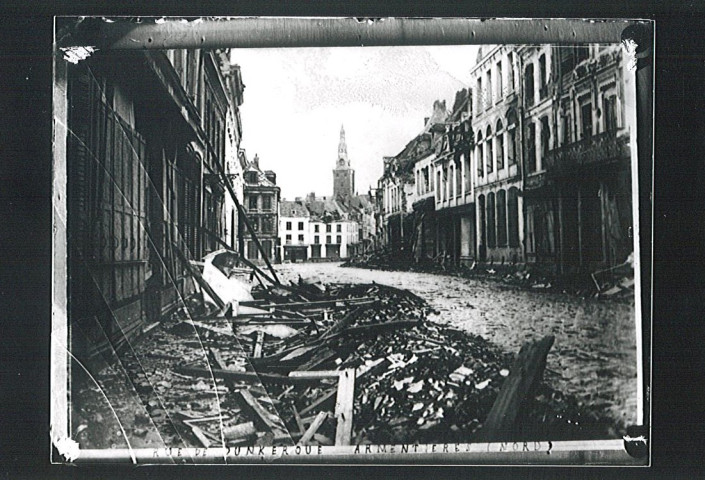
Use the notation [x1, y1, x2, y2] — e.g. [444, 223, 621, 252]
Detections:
[543, 130, 630, 172]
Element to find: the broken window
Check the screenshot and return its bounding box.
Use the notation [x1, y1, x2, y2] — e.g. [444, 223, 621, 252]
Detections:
[486, 126, 493, 174]
[604, 92, 618, 132]
[525, 63, 535, 107]
[487, 192, 496, 249]
[580, 99, 593, 139]
[336, 235, 342, 244]
[298, 234, 304, 242]
[497, 189, 507, 247]
[508, 187, 520, 247]
[496, 119, 504, 170]
[247, 240, 258, 259]
[262, 195, 272, 211]
[248, 195, 258, 211]
[539, 54, 547, 99]
[299, 221, 305, 231]
[336, 224, 342, 232]
[526, 123, 536, 173]
[286, 221, 292, 230]
[540, 116, 551, 161]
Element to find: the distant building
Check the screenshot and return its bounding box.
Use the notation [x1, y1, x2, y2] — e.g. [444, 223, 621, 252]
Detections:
[240, 154, 280, 265]
[279, 199, 311, 262]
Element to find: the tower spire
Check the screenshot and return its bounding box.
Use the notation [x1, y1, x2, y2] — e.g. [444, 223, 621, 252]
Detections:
[338, 124, 348, 160]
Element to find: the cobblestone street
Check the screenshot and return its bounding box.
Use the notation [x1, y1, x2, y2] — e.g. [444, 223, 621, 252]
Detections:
[277, 262, 638, 433]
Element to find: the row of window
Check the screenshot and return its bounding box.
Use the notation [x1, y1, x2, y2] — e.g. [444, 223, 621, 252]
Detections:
[476, 112, 519, 177]
[478, 188, 521, 249]
[285, 234, 343, 245]
[247, 193, 273, 212]
[475, 51, 517, 113]
[284, 222, 342, 233]
[248, 216, 275, 234]
[434, 154, 472, 202]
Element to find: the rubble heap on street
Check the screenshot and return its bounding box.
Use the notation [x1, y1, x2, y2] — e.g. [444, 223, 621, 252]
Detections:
[72, 251, 616, 450]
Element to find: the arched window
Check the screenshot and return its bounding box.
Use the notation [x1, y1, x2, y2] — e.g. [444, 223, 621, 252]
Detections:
[507, 110, 518, 166]
[508, 187, 520, 247]
[496, 119, 504, 170]
[476, 131, 484, 177]
[487, 191, 496, 248]
[497, 189, 507, 247]
[486, 126, 493, 174]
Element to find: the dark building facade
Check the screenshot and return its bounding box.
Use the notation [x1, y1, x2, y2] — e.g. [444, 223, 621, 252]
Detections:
[61, 45, 244, 365]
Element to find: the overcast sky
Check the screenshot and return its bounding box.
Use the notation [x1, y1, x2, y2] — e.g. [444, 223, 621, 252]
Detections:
[230, 45, 479, 200]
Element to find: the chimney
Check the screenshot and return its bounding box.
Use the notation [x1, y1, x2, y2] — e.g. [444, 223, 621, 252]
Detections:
[253, 154, 260, 168]
[424, 117, 430, 126]
[307, 192, 316, 202]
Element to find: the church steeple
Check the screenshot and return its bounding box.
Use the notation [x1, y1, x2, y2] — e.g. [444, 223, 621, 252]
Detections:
[333, 124, 354, 199]
[337, 124, 348, 165]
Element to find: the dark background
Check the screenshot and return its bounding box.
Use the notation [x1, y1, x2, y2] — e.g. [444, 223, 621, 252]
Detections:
[0, 2, 703, 479]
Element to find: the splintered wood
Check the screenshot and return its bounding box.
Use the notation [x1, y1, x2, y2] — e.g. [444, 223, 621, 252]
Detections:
[166, 268, 578, 448]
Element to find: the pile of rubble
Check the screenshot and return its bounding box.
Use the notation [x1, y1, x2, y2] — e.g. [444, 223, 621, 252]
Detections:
[73, 249, 616, 450]
[343, 249, 636, 300]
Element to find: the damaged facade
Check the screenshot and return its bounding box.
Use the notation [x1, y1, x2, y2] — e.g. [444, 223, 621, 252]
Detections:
[375, 44, 633, 274]
[526, 44, 633, 274]
[63, 45, 249, 364]
[240, 154, 280, 265]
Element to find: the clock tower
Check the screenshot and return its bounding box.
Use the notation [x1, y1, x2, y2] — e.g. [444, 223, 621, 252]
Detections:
[333, 124, 355, 200]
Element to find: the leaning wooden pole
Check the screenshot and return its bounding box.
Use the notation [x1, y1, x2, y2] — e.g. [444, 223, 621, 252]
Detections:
[478, 335, 555, 442]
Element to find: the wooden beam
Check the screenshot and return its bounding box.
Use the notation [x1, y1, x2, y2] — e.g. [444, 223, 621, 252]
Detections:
[288, 370, 341, 379]
[262, 296, 377, 310]
[172, 242, 225, 309]
[334, 369, 356, 446]
[298, 411, 329, 446]
[478, 335, 555, 442]
[233, 389, 281, 432]
[175, 366, 340, 386]
[299, 387, 338, 417]
[253, 331, 265, 358]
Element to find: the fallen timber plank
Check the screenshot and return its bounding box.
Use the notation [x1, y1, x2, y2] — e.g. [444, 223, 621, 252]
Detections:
[298, 411, 329, 445]
[175, 366, 340, 386]
[234, 389, 281, 432]
[292, 406, 306, 434]
[299, 387, 338, 416]
[172, 243, 226, 309]
[478, 335, 555, 442]
[334, 369, 356, 446]
[319, 320, 420, 345]
[261, 297, 378, 310]
[320, 305, 367, 340]
[190, 425, 212, 447]
[253, 331, 265, 358]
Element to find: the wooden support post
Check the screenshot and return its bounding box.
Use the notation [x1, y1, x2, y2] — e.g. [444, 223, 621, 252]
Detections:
[253, 331, 264, 358]
[478, 335, 555, 442]
[334, 368, 356, 446]
[298, 411, 329, 446]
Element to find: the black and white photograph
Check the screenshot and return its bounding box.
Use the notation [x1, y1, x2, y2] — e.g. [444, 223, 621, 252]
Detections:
[51, 17, 652, 465]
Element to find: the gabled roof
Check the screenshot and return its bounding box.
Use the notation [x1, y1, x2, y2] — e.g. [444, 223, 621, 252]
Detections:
[280, 200, 310, 218]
